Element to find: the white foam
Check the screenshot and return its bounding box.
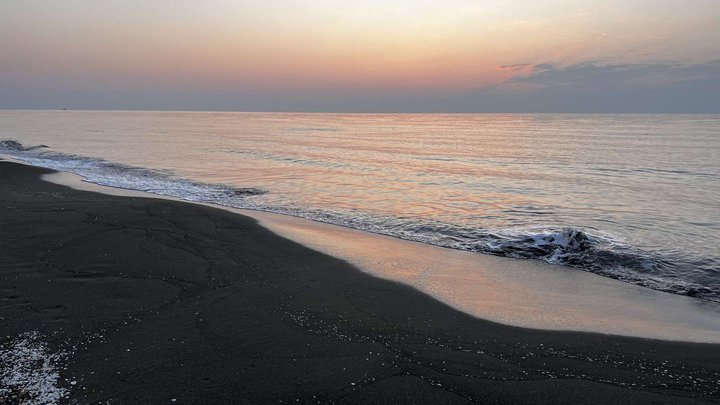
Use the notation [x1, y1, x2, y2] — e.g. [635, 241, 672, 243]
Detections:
[2, 141, 718, 303]
[38, 169, 720, 343]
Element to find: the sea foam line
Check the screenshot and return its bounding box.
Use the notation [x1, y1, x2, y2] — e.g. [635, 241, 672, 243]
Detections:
[1, 140, 717, 303]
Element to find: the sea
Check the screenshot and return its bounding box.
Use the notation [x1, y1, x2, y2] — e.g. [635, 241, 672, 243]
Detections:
[1, 111, 718, 302]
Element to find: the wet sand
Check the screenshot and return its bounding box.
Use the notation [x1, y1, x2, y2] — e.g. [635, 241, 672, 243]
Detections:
[2, 161, 720, 403]
[43, 168, 720, 343]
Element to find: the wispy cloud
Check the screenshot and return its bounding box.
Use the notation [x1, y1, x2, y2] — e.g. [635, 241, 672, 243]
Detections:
[498, 64, 531, 71]
[506, 60, 720, 90]
[450, 60, 720, 113]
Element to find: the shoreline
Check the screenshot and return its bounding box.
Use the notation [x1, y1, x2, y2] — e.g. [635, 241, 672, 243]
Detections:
[2, 160, 720, 403]
[35, 161, 720, 343]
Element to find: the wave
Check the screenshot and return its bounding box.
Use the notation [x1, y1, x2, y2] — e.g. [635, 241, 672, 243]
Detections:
[475, 227, 715, 299]
[0, 140, 49, 152]
[2, 139, 717, 303]
[0, 140, 266, 205]
[282, 208, 717, 301]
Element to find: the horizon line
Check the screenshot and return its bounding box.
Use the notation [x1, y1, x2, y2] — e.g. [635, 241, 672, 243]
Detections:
[2, 108, 719, 115]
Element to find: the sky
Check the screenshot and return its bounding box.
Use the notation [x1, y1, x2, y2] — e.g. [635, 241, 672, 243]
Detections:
[1, 0, 719, 112]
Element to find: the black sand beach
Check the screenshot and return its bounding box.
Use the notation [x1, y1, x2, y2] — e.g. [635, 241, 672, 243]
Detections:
[1, 160, 719, 404]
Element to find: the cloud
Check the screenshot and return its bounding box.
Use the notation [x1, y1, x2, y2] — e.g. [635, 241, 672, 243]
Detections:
[498, 64, 531, 71]
[2, 59, 719, 113]
[452, 60, 720, 113]
[509, 60, 720, 89]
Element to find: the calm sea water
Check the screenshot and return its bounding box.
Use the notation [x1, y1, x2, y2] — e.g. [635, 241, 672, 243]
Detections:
[2, 111, 719, 301]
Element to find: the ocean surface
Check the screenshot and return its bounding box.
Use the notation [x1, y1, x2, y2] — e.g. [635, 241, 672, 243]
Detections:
[1, 111, 719, 302]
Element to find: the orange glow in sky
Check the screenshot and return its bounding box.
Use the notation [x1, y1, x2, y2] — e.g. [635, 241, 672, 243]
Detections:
[2, 0, 719, 111]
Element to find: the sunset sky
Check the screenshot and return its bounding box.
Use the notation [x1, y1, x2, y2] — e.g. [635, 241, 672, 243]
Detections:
[2, 0, 719, 112]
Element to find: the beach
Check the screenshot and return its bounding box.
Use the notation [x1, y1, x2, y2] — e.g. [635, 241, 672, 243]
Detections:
[43, 168, 720, 343]
[2, 160, 720, 403]
[3, 0, 720, 402]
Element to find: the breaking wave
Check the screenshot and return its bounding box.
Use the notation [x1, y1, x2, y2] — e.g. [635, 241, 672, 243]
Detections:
[2, 139, 718, 303]
[1, 140, 265, 206]
[0, 140, 49, 152]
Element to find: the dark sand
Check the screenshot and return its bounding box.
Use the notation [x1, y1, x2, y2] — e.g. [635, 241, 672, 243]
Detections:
[1, 161, 719, 404]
